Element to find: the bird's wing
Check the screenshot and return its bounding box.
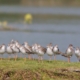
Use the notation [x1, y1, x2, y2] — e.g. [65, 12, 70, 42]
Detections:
[42, 47, 47, 53]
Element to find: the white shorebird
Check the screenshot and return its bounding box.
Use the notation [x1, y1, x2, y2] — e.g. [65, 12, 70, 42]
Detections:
[53, 45, 61, 60]
[32, 43, 40, 54]
[15, 41, 21, 48]
[75, 47, 80, 62]
[62, 44, 74, 62]
[32, 44, 37, 54]
[6, 44, 13, 60]
[14, 40, 22, 57]
[37, 45, 46, 61]
[11, 43, 20, 61]
[32, 43, 37, 59]
[46, 43, 54, 61]
[0, 44, 6, 60]
[24, 42, 33, 59]
[32, 43, 41, 59]
[19, 44, 29, 61]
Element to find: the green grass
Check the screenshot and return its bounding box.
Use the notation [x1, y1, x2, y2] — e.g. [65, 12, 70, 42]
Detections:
[0, 58, 80, 80]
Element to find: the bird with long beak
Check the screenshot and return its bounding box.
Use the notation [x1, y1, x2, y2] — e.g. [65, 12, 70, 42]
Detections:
[0, 44, 6, 60]
[75, 47, 80, 62]
[53, 45, 61, 60]
[46, 43, 54, 61]
[61, 44, 74, 62]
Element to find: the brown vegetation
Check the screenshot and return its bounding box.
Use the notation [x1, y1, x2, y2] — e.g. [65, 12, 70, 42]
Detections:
[0, 68, 80, 80]
[0, 59, 80, 80]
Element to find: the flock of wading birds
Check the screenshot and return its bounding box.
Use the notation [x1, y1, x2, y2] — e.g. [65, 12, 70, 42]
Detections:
[0, 39, 80, 62]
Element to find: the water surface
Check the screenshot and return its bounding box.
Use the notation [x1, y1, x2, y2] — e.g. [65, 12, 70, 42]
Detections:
[0, 6, 80, 62]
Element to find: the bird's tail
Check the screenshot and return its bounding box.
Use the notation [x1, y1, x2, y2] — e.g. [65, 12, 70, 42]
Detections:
[61, 53, 68, 57]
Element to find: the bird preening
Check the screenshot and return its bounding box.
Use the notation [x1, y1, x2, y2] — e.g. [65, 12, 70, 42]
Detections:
[0, 39, 79, 62]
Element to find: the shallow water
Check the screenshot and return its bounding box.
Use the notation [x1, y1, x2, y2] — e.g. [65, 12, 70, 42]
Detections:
[0, 6, 80, 62]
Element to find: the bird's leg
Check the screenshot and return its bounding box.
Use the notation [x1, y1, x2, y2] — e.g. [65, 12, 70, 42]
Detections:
[54, 55, 56, 60]
[1, 54, 3, 60]
[38, 56, 40, 62]
[32, 54, 34, 60]
[28, 54, 29, 59]
[0, 55, 2, 60]
[12, 54, 14, 60]
[16, 54, 17, 60]
[30, 54, 32, 59]
[28, 54, 30, 60]
[14, 54, 17, 61]
[8, 54, 11, 60]
[29, 54, 32, 60]
[38, 55, 39, 61]
[41, 56, 43, 61]
[68, 57, 70, 62]
[41, 56, 43, 63]
[49, 56, 52, 62]
[14, 54, 16, 61]
[20, 53, 22, 58]
[24, 55, 26, 61]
